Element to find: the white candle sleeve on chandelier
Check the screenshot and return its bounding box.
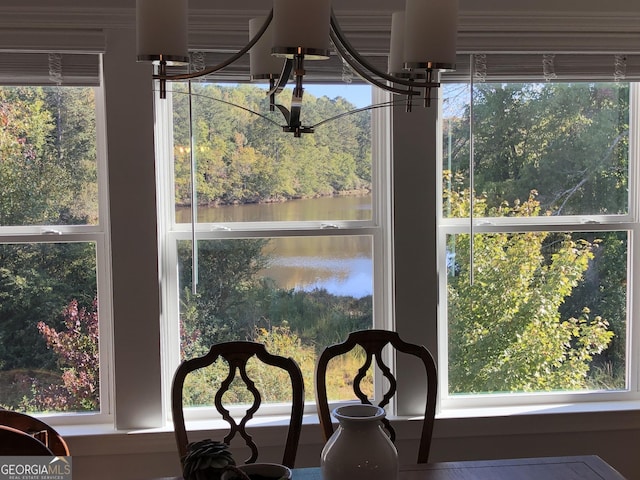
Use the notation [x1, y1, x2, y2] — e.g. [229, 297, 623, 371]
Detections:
[249, 17, 284, 79]
[404, 0, 458, 68]
[136, 0, 189, 64]
[271, 0, 332, 59]
[388, 11, 406, 75]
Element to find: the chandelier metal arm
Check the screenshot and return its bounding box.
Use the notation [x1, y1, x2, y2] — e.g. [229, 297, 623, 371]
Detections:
[330, 35, 417, 96]
[143, 5, 452, 133]
[274, 104, 291, 124]
[266, 57, 293, 97]
[329, 10, 440, 93]
[275, 54, 314, 137]
[152, 11, 274, 83]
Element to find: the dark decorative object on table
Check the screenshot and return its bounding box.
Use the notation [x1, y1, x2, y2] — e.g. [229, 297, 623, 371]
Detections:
[181, 440, 250, 480]
[181, 440, 291, 480]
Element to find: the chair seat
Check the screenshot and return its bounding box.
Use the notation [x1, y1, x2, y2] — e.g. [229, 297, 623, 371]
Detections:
[0, 410, 70, 456]
[0, 425, 54, 456]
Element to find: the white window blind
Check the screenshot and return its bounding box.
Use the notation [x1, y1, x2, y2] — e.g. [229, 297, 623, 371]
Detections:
[443, 53, 640, 82]
[167, 50, 385, 84]
[0, 52, 101, 86]
[179, 52, 640, 84]
[0, 28, 105, 86]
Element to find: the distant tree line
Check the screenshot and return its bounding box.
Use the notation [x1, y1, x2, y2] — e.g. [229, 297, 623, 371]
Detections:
[172, 83, 372, 207]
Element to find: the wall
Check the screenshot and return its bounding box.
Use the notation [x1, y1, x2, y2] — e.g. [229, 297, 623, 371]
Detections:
[62, 410, 639, 479]
[0, 1, 638, 479]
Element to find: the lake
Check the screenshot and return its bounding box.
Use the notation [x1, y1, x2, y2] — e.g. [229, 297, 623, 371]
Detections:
[176, 195, 374, 298]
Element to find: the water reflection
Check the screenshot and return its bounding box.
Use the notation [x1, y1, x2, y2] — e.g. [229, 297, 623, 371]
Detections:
[177, 195, 372, 223]
[265, 239, 373, 298]
[180, 196, 374, 299]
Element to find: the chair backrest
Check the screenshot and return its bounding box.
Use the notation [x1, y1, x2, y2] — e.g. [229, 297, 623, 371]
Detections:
[171, 341, 305, 468]
[0, 425, 55, 456]
[315, 329, 437, 463]
[0, 410, 70, 456]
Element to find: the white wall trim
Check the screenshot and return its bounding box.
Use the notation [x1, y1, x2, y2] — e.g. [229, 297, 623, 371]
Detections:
[59, 406, 640, 455]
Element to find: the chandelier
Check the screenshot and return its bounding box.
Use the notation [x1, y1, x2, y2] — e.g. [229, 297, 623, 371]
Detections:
[136, 0, 458, 136]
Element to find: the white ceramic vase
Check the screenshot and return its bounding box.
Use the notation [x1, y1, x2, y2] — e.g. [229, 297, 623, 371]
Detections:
[320, 404, 399, 480]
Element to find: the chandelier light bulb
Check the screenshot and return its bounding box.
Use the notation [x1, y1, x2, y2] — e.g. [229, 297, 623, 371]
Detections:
[388, 11, 407, 76]
[135, 0, 458, 133]
[136, 0, 189, 65]
[271, 0, 332, 60]
[249, 17, 285, 80]
[404, 0, 458, 70]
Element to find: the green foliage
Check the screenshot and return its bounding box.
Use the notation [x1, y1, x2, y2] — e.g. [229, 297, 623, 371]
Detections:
[189, 308, 364, 404]
[172, 83, 371, 207]
[443, 81, 628, 392]
[177, 234, 372, 403]
[264, 288, 371, 350]
[445, 82, 629, 216]
[0, 243, 97, 373]
[1, 79, 631, 412]
[0, 85, 99, 411]
[182, 325, 316, 406]
[446, 183, 614, 393]
[32, 298, 100, 411]
[181, 323, 368, 405]
[178, 238, 272, 353]
[178, 237, 371, 356]
[560, 231, 627, 388]
[0, 86, 98, 225]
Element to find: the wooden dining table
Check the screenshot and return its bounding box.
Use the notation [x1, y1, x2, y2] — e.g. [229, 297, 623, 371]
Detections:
[292, 455, 626, 479]
[155, 455, 627, 480]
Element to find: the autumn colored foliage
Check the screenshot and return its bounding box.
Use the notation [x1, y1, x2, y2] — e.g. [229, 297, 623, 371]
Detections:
[31, 299, 100, 412]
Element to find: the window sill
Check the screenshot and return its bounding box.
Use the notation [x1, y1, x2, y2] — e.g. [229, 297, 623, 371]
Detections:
[437, 398, 640, 419]
[433, 399, 640, 439]
[55, 400, 640, 457]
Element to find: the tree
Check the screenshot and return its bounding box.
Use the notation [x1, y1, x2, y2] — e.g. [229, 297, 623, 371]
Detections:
[446, 82, 628, 216]
[0, 86, 97, 225]
[0, 242, 96, 373]
[446, 181, 613, 393]
[171, 83, 371, 207]
[29, 298, 99, 412]
[179, 238, 271, 353]
[0, 85, 98, 370]
[443, 81, 629, 391]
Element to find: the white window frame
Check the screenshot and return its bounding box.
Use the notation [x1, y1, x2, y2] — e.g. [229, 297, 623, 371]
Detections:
[0, 76, 114, 426]
[156, 82, 395, 420]
[435, 78, 640, 413]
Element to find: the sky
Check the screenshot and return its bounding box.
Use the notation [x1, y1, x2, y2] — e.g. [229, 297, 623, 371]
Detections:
[302, 84, 372, 109]
[208, 81, 373, 109]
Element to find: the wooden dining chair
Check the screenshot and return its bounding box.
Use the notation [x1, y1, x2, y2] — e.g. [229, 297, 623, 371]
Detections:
[0, 424, 55, 455]
[0, 410, 70, 456]
[315, 329, 437, 463]
[171, 341, 305, 468]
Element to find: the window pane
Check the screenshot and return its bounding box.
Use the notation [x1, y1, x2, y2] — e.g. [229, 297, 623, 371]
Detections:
[176, 194, 372, 223]
[172, 82, 372, 222]
[0, 242, 99, 412]
[0, 86, 99, 226]
[177, 236, 373, 404]
[446, 230, 627, 394]
[442, 82, 629, 217]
